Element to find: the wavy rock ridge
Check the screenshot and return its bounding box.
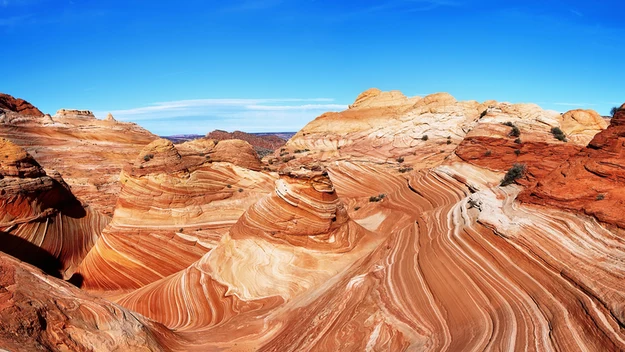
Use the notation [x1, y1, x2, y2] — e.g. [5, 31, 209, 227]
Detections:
[0, 138, 108, 280]
[1, 89, 624, 351]
[0, 95, 157, 215]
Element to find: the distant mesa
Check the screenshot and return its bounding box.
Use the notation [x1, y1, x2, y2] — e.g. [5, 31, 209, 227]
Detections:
[0, 93, 44, 117]
[54, 109, 96, 119]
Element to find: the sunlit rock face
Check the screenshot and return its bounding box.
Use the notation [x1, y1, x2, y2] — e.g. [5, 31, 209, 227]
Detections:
[0, 93, 44, 117]
[0, 94, 157, 215]
[0, 138, 108, 279]
[0, 252, 170, 351]
[77, 138, 276, 291]
[519, 103, 625, 228]
[1, 90, 625, 351]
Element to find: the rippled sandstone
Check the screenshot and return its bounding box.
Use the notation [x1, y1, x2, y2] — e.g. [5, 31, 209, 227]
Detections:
[77, 138, 276, 291]
[1, 90, 624, 352]
[0, 95, 157, 215]
[0, 138, 108, 279]
[519, 103, 625, 228]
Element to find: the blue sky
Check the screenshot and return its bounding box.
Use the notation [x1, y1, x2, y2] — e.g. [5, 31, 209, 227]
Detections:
[1, 0, 624, 135]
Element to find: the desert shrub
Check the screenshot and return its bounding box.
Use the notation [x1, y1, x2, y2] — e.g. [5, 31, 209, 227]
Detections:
[255, 147, 274, 159]
[397, 156, 404, 163]
[446, 139, 452, 145]
[596, 193, 605, 200]
[421, 135, 429, 141]
[227, 184, 232, 188]
[514, 149, 521, 156]
[514, 138, 522, 144]
[550, 127, 567, 142]
[238, 188, 243, 193]
[279, 151, 289, 157]
[399, 167, 413, 173]
[354, 206, 361, 211]
[142, 153, 154, 162]
[509, 126, 520, 137]
[611, 106, 619, 117]
[502, 122, 520, 137]
[500, 163, 526, 186]
[282, 155, 296, 162]
[484, 150, 492, 157]
[293, 149, 309, 154]
[369, 194, 386, 202]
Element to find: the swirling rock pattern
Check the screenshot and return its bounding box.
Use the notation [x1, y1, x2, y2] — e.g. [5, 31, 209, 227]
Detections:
[0, 252, 170, 351]
[0, 95, 157, 215]
[77, 138, 276, 291]
[1, 90, 624, 351]
[0, 139, 108, 279]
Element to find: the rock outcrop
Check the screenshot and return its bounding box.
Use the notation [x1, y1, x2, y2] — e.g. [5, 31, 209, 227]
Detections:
[0, 93, 43, 117]
[206, 129, 287, 150]
[1, 90, 624, 351]
[0, 95, 157, 215]
[54, 109, 96, 119]
[519, 103, 625, 228]
[106, 112, 117, 122]
[77, 138, 276, 290]
[0, 139, 108, 279]
[0, 253, 170, 351]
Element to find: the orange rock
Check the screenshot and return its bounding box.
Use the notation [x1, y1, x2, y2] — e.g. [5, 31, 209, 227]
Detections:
[519, 104, 625, 228]
[0, 93, 43, 117]
[0, 139, 108, 279]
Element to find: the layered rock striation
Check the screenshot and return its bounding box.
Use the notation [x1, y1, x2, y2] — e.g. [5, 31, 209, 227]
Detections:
[0, 139, 108, 279]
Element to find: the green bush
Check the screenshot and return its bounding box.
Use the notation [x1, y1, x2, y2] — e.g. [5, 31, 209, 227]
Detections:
[421, 135, 429, 141]
[500, 163, 526, 186]
[611, 106, 619, 117]
[514, 149, 521, 156]
[397, 156, 404, 163]
[514, 138, 522, 144]
[550, 127, 567, 142]
[484, 150, 492, 157]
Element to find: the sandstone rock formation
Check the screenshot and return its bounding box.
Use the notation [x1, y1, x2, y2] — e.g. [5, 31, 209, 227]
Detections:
[77, 138, 276, 291]
[54, 108, 96, 119]
[0, 252, 170, 351]
[0, 94, 157, 215]
[519, 103, 625, 228]
[0, 139, 108, 279]
[106, 112, 117, 122]
[0, 93, 43, 117]
[206, 129, 287, 150]
[1, 90, 624, 351]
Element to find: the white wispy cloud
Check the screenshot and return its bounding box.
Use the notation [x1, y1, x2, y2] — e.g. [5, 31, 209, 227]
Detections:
[93, 98, 348, 135]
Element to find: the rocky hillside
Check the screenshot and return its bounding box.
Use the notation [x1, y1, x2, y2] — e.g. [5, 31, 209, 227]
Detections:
[1, 89, 624, 351]
[0, 95, 158, 215]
